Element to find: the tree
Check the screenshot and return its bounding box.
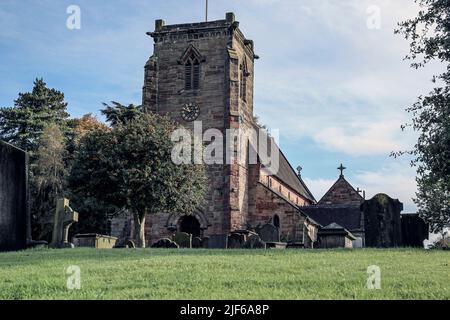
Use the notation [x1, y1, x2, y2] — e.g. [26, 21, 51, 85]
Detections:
[0, 79, 72, 240]
[70, 106, 207, 247]
[66, 114, 114, 236]
[0, 78, 70, 153]
[101, 102, 142, 127]
[32, 124, 67, 240]
[395, 0, 450, 233]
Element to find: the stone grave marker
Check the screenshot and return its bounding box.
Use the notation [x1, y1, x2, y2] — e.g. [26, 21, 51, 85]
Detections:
[243, 234, 266, 249]
[192, 237, 203, 248]
[151, 238, 179, 248]
[50, 198, 79, 248]
[174, 232, 192, 248]
[228, 233, 246, 249]
[208, 234, 228, 249]
[258, 223, 280, 243]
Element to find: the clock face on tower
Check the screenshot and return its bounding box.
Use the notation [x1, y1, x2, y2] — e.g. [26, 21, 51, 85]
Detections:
[181, 103, 200, 122]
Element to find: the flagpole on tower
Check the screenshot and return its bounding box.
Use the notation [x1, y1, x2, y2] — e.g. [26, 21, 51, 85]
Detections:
[205, 0, 209, 22]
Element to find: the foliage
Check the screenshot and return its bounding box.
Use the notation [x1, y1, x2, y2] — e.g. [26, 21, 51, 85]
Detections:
[0, 78, 70, 153]
[0, 79, 72, 240]
[395, 0, 450, 233]
[101, 102, 143, 127]
[67, 115, 114, 236]
[70, 105, 207, 247]
[32, 124, 67, 240]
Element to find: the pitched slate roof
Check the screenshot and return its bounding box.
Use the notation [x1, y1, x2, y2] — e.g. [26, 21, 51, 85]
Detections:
[273, 149, 316, 202]
[322, 223, 345, 229]
[300, 206, 363, 232]
[250, 124, 316, 202]
[318, 176, 364, 206]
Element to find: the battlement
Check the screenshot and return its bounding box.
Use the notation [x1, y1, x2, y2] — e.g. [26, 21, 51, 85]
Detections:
[147, 12, 255, 56]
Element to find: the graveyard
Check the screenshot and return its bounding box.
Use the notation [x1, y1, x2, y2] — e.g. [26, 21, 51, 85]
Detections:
[0, 248, 448, 300]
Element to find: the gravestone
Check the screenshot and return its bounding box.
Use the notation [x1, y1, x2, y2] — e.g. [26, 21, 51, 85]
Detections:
[361, 194, 403, 248]
[151, 238, 179, 248]
[0, 141, 30, 252]
[126, 240, 136, 248]
[208, 234, 228, 249]
[243, 234, 266, 249]
[228, 233, 246, 249]
[258, 223, 280, 243]
[50, 198, 79, 248]
[192, 237, 203, 248]
[174, 232, 192, 248]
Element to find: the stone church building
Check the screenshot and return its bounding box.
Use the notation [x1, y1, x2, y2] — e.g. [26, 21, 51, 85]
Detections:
[111, 13, 428, 248]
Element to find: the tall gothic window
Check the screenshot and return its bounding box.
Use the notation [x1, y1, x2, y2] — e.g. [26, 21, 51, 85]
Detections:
[185, 57, 200, 90]
[180, 45, 204, 91]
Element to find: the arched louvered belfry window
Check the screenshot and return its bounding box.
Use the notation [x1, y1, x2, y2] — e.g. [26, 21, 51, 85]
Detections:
[180, 45, 204, 91]
[185, 56, 200, 90]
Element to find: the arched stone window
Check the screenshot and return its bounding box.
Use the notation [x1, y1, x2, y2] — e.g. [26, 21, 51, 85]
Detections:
[179, 45, 205, 91]
[185, 57, 200, 90]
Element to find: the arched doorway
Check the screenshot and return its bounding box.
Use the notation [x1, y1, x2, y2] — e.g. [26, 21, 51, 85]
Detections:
[179, 215, 201, 237]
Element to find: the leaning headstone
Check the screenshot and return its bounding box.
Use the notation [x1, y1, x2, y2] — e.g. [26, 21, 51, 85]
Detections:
[174, 232, 192, 248]
[208, 234, 228, 249]
[228, 233, 246, 249]
[0, 141, 30, 252]
[151, 238, 179, 249]
[50, 198, 79, 248]
[192, 237, 203, 248]
[258, 223, 280, 243]
[243, 234, 266, 249]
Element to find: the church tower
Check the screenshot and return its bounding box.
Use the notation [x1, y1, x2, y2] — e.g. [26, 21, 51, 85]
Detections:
[142, 13, 258, 238]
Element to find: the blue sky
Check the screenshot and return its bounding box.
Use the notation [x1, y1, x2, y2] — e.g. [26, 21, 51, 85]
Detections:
[0, 0, 441, 211]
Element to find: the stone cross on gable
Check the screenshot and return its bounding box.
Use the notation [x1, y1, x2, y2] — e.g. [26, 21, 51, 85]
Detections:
[338, 163, 346, 177]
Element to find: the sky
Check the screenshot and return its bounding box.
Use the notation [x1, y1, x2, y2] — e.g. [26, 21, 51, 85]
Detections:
[0, 0, 442, 212]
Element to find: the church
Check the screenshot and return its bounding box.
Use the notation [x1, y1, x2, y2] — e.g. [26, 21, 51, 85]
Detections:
[111, 13, 428, 249]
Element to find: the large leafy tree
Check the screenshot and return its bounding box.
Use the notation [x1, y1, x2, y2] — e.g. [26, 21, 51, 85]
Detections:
[0, 78, 70, 153]
[67, 114, 115, 236]
[395, 0, 450, 233]
[70, 105, 207, 247]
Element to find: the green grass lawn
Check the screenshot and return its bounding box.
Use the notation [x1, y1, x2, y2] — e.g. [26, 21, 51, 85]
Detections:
[0, 248, 448, 300]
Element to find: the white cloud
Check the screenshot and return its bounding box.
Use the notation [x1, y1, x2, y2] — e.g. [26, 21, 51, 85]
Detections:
[240, 0, 442, 156]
